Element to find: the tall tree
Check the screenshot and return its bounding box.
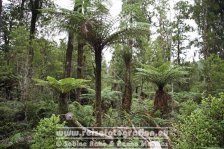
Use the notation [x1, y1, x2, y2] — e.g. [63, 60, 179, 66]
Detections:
[81, 12, 148, 126]
[152, 0, 172, 62]
[192, 0, 224, 59]
[120, 0, 148, 112]
[23, 0, 43, 100]
[75, 0, 90, 102]
[172, 1, 191, 64]
[28, 0, 42, 71]
[60, 1, 82, 114]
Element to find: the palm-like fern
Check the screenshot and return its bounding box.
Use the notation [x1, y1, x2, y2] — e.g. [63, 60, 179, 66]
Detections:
[34, 76, 90, 93]
[33, 76, 90, 114]
[136, 63, 188, 114]
[136, 63, 188, 88]
[80, 12, 149, 126]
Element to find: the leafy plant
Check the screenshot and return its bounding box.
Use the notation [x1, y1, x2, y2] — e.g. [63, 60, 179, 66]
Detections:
[34, 76, 90, 114]
[81, 87, 122, 110]
[136, 62, 188, 114]
[173, 93, 224, 148]
[31, 114, 65, 149]
[34, 76, 90, 93]
[69, 101, 95, 126]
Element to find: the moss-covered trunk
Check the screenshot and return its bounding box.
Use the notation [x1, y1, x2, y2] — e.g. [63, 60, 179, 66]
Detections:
[122, 58, 132, 112]
[76, 42, 84, 102]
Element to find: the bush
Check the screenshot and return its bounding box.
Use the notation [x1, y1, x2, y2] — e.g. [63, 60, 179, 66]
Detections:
[69, 102, 95, 126]
[31, 114, 65, 149]
[173, 93, 224, 148]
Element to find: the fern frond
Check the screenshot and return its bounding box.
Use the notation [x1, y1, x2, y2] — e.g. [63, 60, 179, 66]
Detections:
[33, 76, 90, 93]
[136, 63, 189, 88]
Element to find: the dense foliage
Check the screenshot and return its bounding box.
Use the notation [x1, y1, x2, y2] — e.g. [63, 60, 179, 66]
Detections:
[0, 0, 224, 148]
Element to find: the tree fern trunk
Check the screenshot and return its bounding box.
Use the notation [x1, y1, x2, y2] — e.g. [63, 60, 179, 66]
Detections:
[59, 93, 68, 114]
[122, 59, 132, 112]
[76, 42, 84, 102]
[154, 88, 172, 114]
[95, 48, 102, 127]
[64, 32, 74, 78]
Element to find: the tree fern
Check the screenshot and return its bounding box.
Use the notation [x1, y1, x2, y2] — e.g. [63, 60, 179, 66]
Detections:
[136, 62, 188, 88]
[136, 63, 189, 114]
[33, 76, 90, 93]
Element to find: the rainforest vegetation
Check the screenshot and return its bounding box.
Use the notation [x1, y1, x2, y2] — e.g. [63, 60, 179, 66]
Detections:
[0, 0, 224, 148]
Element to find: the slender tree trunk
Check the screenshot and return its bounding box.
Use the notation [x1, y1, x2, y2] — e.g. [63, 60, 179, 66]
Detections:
[58, 31, 74, 115]
[0, 0, 2, 29]
[177, 28, 181, 65]
[28, 0, 40, 73]
[76, 42, 84, 102]
[23, 0, 40, 100]
[94, 47, 102, 127]
[122, 57, 132, 112]
[74, 0, 85, 102]
[64, 32, 74, 78]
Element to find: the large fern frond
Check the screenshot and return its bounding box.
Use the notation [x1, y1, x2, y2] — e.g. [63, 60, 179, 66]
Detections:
[136, 63, 189, 87]
[33, 76, 90, 93]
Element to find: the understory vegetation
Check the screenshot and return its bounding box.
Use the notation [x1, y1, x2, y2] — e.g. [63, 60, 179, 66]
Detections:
[0, 0, 224, 149]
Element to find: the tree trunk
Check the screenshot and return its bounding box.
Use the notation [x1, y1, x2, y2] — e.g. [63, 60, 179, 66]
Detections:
[94, 47, 102, 127]
[122, 58, 132, 112]
[59, 93, 69, 114]
[22, 0, 40, 100]
[177, 27, 181, 65]
[64, 31, 74, 78]
[20, 0, 26, 21]
[76, 42, 84, 102]
[0, 0, 2, 29]
[154, 86, 172, 114]
[58, 31, 74, 116]
[28, 0, 40, 73]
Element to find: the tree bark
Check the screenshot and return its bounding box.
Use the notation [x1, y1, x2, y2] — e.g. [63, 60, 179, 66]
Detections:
[154, 87, 172, 114]
[0, 0, 2, 29]
[76, 42, 85, 102]
[94, 47, 102, 127]
[122, 57, 132, 112]
[64, 32, 74, 78]
[58, 30, 74, 116]
[22, 0, 40, 100]
[59, 93, 69, 114]
[29, 0, 40, 70]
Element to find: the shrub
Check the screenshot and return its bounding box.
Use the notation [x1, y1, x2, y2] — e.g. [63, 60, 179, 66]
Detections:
[173, 93, 224, 148]
[31, 114, 65, 149]
[69, 101, 95, 126]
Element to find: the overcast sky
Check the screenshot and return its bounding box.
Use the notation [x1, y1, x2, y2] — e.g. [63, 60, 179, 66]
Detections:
[55, 0, 122, 16]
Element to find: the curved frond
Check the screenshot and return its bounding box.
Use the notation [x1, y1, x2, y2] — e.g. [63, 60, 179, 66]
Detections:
[33, 76, 90, 93]
[136, 63, 189, 87]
